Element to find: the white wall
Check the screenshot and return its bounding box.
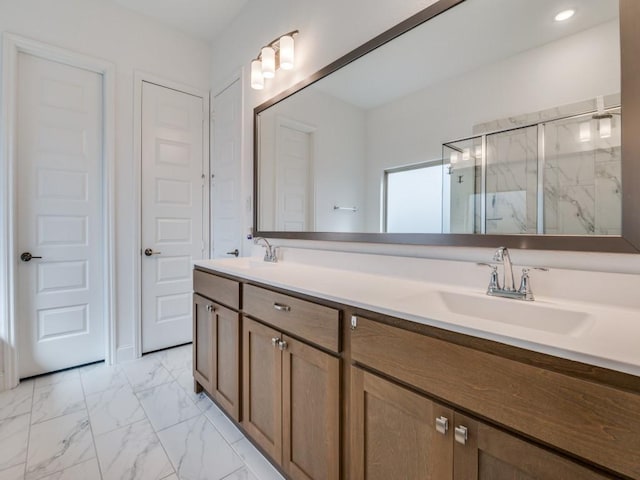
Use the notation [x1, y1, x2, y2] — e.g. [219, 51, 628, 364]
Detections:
[210, 0, 640, 276]
[0, 0, 211, 373]
[258, 87, 367, 232]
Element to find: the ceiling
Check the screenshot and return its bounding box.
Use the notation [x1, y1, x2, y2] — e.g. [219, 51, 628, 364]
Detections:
[110, 0, 249, 41]
[316, 0, 619, 109]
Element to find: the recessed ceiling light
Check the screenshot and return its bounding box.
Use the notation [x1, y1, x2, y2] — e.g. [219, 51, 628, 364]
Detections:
[555, 9, 575, 22]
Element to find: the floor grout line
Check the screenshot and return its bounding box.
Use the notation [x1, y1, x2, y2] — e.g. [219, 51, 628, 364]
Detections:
[3, 344, 276, 480]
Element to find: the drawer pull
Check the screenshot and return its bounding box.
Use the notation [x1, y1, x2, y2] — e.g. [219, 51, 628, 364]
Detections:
[206, 304, 215, 312]
[435, 416, 449, 435]
[278, 340, 288, 351]
[455, 425, 468, 445]
[273, 303, 291, 312]
[271, 337, 280, 347]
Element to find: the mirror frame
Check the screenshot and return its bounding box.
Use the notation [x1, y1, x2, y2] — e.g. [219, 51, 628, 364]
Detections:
[254, 0, 640, 253]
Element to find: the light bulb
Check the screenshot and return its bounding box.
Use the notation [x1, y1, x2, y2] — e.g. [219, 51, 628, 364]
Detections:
[279, 35, 294, 70]
[261, 46, 275, 78]
[475, 145, 482, 159]
[579, 121, 591, 143]
[251, 60, 264, 90]
[462, 148, 470, 162]
[599, 117, 612, 139]
[450, 152, 459, 165]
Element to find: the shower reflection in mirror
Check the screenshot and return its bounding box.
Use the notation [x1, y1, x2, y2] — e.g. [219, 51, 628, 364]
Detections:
[442, 96, 621, 236]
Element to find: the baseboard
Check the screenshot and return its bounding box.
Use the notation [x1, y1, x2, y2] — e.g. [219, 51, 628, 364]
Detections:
[116, 345, 136, 364]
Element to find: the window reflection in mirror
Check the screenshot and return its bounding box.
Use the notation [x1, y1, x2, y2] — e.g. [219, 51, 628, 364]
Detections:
[256, 0, 621, 237]
[383, 162, 446, 233]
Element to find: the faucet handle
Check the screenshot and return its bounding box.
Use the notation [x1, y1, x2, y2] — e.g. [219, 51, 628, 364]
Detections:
[477, 263, 500, 292]
[476, 262, 497, 268]
[518, 267, 548, 300]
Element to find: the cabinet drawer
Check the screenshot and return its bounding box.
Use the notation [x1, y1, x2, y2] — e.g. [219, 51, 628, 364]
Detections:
[193, 269, 240, 310]
[244, 284, 340, 353]
[351, 316, 640, 479]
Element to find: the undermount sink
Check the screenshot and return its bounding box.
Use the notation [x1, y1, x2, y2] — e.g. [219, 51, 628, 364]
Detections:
[399, 290, 592, 336]
[229, 258, 277, 269]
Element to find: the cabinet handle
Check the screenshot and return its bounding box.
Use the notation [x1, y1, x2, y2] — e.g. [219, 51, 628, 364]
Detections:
[206, 304, 215, 312]
[454, 425, 468, 445]
[273, 303, 291, 312]
[435, 416, 449, 435]
[271, 337, 280, 347]
[278, 340, 288, 351]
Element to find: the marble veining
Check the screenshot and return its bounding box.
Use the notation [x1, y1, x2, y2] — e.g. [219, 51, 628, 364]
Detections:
[94, 419, 173, 480]
[157, 415, 244, 480]
[80, 364, 128, 396]
[25, 411, 95, 480]
[36, 459, 101, 480]
[122, 357, 173, 393]
[0, 464, 25, 480]
[30, 379, 85, 425]
[0, 381, 33, 422]
[0, 345, 282, 480]
[0, 413, 30, 471]
[85, 383, 146, 436]
[136, 381, 201, 431]
[465, 96, 622, 236]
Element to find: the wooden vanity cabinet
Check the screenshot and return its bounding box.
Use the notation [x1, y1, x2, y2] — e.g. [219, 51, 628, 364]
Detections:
[243, 286, 341, 480]
[192, 270, 241, 420]
[351, 315, 635, 479]
[350, 366, 453, 480]
[351, 366, 613, 480]
[453, 413, 612, 480]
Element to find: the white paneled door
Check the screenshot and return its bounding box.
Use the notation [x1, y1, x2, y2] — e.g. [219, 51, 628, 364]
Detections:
[141, 81, 206, 353]
[211, 78, 242, 258]
[17, 53, 105, 378]
[276, 122, 314, 231]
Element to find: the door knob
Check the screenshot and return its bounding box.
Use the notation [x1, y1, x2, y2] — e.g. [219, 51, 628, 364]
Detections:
[144, 248, 161, 256]
[226, 249, 239, 257]
[20, 252, 42, 262]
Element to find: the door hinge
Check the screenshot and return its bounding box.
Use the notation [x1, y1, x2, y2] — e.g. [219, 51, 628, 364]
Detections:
[350, 315, 358, 330]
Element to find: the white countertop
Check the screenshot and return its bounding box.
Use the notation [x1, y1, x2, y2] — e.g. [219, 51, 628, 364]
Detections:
[194, 256, 640, 377]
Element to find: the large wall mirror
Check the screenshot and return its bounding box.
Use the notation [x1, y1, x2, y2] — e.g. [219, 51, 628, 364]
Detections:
[254, 0, 640, 252]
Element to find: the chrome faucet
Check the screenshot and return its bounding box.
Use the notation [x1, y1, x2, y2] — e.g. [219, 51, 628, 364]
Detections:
[493, 246, 515, 292]
[254, 237, 278, 263]
[478, 247, 548, 301]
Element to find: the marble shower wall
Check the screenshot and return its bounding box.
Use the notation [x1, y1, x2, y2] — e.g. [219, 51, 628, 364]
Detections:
[484, 126, 538, 234]
[447, 95, 622, 235]
[543, 111, 621, 235]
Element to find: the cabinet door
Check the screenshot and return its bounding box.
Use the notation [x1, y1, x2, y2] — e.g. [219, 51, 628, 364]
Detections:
[453, 413, 611, 480]
[193, 294, 214, 393]
[282, 335, 340, 480]
[242, 317, 283, 463]
[351, 367, 453, 480]
[213, 303, 240, 421]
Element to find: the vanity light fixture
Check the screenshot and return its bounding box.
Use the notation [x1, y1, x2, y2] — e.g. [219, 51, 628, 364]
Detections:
[593, 96, 613, 139]
[250, 30, 299, 90]
[599, 116, 612, 138]
[579, 121, 591, 142]
[554, 9, 575, 22]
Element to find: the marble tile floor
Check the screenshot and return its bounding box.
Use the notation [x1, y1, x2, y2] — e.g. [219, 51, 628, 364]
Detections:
[0, 345, 285, 480]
